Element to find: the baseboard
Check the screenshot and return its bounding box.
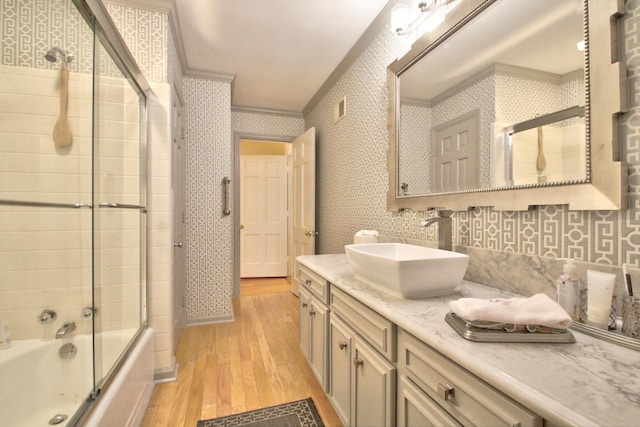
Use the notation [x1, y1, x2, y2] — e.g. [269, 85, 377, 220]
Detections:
[184, 313, 234, 327]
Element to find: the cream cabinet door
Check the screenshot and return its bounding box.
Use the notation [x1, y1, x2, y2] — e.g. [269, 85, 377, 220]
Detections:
[352, 335, 396, 427]
[309, 297, 329, 390]
[299, 286, 311, 360]
[328, 314, 353, 426]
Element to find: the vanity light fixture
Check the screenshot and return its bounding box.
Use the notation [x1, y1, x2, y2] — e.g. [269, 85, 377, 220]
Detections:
[391, 0, 460, 36]
[391, 3, 410, 35]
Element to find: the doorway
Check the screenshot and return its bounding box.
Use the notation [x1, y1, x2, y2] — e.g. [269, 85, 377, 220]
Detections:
[233, 129, 317, 299]
[240, 139, 291, 278]
[237, 138, 292, 295]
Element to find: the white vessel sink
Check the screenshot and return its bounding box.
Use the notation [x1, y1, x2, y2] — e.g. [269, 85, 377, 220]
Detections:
[344, 243, 469, 299]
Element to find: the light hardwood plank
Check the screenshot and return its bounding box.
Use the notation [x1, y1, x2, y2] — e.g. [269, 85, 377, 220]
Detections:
[240, 277, 292, 296]
[142, 290, 342, 427]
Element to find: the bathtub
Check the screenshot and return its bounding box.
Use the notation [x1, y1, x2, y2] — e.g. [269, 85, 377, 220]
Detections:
[0, 328, 154, 427]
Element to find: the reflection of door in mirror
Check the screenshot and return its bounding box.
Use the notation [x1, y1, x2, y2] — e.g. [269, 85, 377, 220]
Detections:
[395, 0, 585, 197]
[432, 111, 479, 193]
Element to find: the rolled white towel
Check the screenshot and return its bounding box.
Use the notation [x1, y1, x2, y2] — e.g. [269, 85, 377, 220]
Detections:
[449, 293, 572, 330]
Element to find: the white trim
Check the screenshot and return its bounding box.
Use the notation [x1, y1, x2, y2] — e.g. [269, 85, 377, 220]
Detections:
[185, 67, 235, 83]
[184, 314, 235, 327]
[104, 0, 174, 13]
[232, 105, 303, 118]
[168, 5, 187, 76]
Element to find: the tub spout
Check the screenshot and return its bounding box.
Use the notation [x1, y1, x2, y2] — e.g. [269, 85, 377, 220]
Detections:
[56, 321, 76, 339]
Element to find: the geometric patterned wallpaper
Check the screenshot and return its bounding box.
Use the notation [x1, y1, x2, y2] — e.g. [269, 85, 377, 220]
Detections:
[0, 0, 93, 72]
[0, 1, 166, 82]
[232, 110, 305, 138]
[181, 92, 305, 322]
[183, 77, 234, 322]
[182, 79, 307, 323]
[104, 2, 167, 83]
[306, 0, 640, 280]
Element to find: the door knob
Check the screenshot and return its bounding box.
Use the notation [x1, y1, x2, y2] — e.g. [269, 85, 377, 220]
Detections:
[305, 230, 319, 237]
[240, 224, 245, 230]
[173, 242, 183, 248]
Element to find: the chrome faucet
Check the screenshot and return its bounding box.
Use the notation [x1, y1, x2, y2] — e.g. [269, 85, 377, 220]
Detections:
[419, 210, 453, 251]
[56, 321, 76, 339]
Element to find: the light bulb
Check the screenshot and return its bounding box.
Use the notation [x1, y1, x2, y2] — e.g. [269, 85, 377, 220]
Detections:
[391, 4, 410, 34]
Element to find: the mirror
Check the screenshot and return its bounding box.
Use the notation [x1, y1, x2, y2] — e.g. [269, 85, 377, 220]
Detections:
[387, 0, 627, 211]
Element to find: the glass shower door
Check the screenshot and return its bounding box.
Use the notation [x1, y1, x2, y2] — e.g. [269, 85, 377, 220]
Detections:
[92, 30, 147, 388]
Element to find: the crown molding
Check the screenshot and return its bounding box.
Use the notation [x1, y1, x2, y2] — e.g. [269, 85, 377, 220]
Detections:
[184, 68, 235, 84]
[231, 105, 303, 118]
[103, 0, 174, 13]
[168, 3, 187, 76]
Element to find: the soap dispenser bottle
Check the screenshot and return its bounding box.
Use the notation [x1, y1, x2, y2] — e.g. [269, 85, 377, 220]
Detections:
[557, 259, 582, 321]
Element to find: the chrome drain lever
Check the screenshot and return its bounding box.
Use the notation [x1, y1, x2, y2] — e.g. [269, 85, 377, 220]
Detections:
[49, 414, 68, 425]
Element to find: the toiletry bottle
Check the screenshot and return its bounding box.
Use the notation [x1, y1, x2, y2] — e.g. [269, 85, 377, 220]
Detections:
[0, 321, 11, 350]
[557, 259, 582, 321]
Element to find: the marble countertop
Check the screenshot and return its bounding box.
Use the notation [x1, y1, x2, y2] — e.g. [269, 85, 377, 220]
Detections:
[298, 254, 640, 427]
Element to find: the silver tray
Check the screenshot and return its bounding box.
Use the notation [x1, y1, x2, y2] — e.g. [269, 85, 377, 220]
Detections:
[445, 312, 575, 343]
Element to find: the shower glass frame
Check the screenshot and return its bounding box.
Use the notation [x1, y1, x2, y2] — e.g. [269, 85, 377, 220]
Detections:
[0, 0, 150, 424]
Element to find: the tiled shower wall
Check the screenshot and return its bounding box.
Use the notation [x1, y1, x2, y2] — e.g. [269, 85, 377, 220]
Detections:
[0, 64, 142, 338]
[0, 0, 175, 375]
[306, 1, 640, 285]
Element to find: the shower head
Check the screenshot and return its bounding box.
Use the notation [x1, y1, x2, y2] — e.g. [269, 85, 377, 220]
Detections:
[44, 47, 74, 66]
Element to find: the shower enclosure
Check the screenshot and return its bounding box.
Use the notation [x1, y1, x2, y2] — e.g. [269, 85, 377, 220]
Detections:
[0, 0, 150, 425]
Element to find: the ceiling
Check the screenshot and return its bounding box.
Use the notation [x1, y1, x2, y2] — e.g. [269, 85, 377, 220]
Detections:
[171, 0, 390, 113]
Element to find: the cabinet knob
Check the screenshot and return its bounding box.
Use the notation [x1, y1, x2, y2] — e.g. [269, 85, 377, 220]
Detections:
[305, 279, 312, 286]
[437, 383, 455, 401]
[302, 302, 308, 308]
[309, 310, 316, 317]
[338, 341, 348, 350]
[353, 358, 364, 368]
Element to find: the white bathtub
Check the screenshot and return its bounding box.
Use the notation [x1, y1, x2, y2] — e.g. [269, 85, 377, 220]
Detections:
[0, 328, 154, 427]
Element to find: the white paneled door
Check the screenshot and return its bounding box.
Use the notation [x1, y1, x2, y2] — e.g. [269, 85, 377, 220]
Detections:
[291, 127, 316, 296]
[240, 155, 288, 277]
[432, 112, 479, 193]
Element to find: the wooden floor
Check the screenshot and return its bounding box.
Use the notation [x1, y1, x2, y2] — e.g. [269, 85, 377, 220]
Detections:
[239, 277, 292, 296]
[141, 279, 342, 427]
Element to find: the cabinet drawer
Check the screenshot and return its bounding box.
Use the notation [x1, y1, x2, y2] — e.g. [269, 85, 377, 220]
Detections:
[398, 329, 542, 427]
[330, 286, 396, 362]
[299, 265, 329, 304]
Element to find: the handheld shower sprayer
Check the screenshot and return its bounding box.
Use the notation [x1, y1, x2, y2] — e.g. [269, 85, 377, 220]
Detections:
[44, 47, 74, 68]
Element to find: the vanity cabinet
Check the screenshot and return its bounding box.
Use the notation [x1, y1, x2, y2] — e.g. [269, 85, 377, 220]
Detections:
[397, 329, 542, 427]
[329, 313, 397, 427]
[298, 266, 329, 390]
[328, 288, 397, 427]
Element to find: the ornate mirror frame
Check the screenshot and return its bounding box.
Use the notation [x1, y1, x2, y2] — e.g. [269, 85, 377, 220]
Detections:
[387, 0, 627, 211]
